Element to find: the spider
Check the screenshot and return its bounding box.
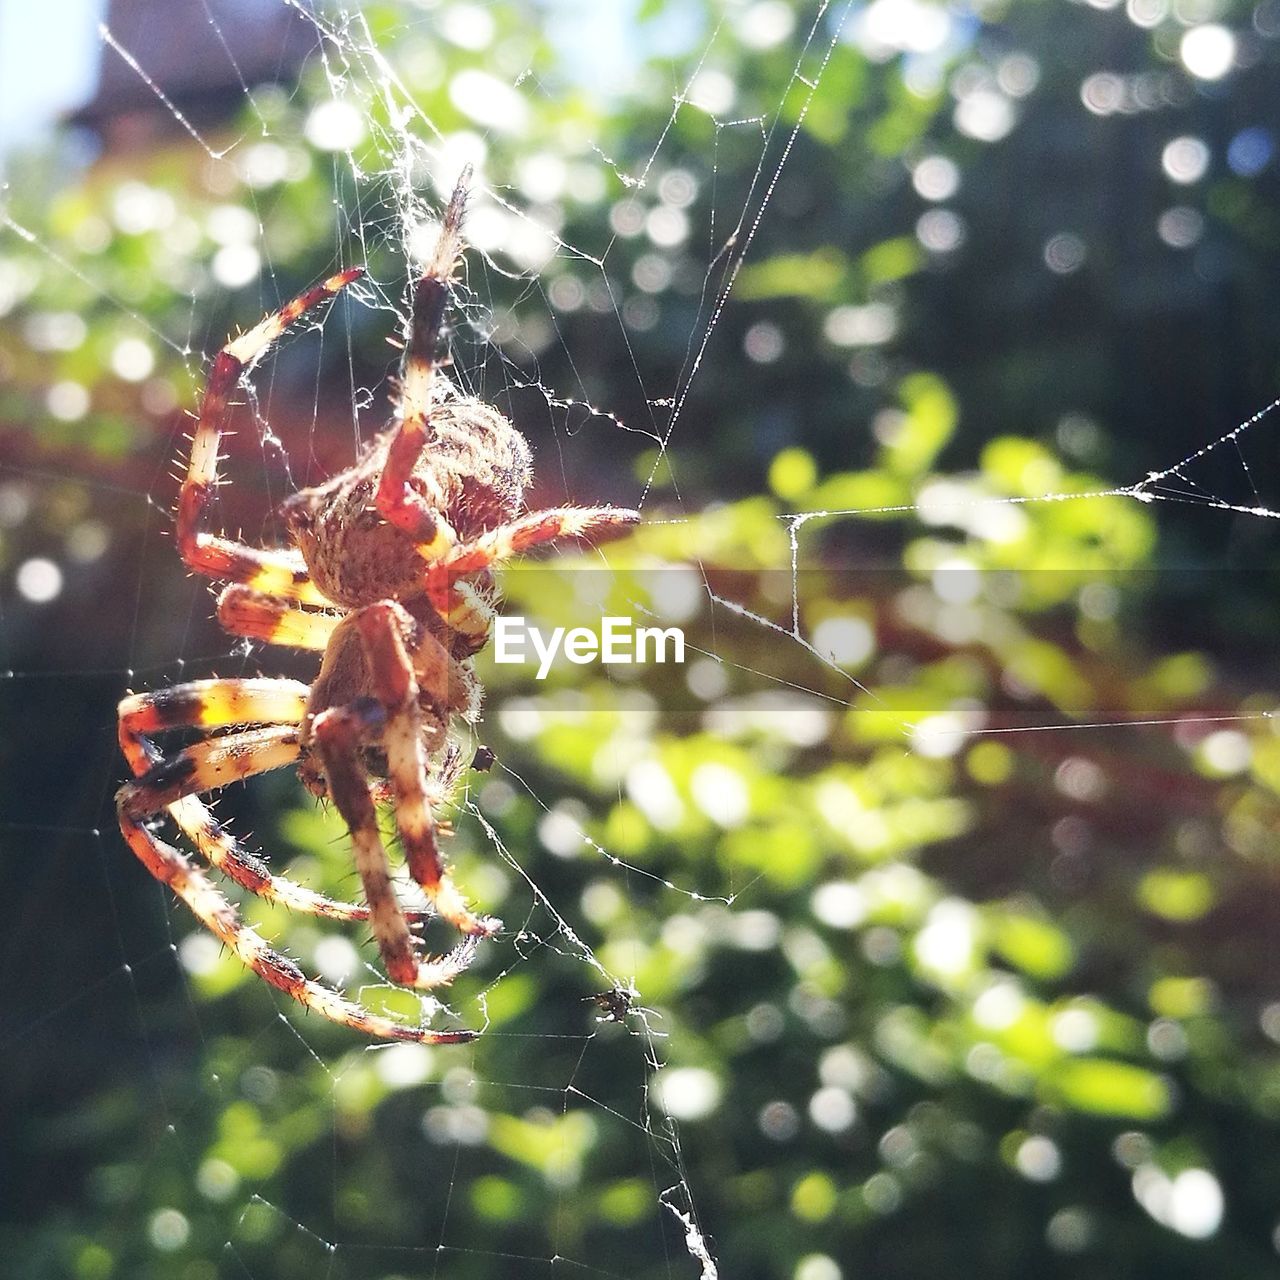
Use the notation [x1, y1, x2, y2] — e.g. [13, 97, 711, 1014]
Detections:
[583, 986, 639, 1024]
[582, 983, 663, 1034]
[116, 170, 639, 1044]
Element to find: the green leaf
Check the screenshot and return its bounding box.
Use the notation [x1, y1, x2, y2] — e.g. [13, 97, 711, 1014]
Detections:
[989, 911, 1075, 981]
[471, 1176, 526, 1222]
[1137, 870, 1216, 923]
[768, 447, 818, 499]
[1149, 976, 1217, 1019]
[735, 248, 848, 301]
[791, 1171, 839, 1221]
[860, 236, 922, 285]
[1045, 1059, 1172, 1120]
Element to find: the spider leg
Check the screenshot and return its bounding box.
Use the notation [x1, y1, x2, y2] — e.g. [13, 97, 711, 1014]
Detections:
[119, 678, 310, 775]
[178, 268, 364, 604]
[425, 506, 641, 610]
[437, 577, 494, 656]
[117, 810, 475, 1043]
[217, 584, 342, 652]
[313, 696, 483, 990]
[373, 173, 471, 561]
[439, 506, 641, 575]
[118, 679, 420, 923]
[121, 724, 301, 813]
[355, 601, 501, 938]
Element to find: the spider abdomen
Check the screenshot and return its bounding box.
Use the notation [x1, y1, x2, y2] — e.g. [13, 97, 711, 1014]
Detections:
[421, 395, 533, 537]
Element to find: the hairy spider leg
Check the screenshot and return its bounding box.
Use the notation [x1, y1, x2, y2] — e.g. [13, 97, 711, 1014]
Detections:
[122, 724, 301, 811]
[177, 267, 366, 604]
[373, 170, 472, 562]
[117, 684, 474, 1041]
[119, 679, 309, 776]
[425, 505, 643, 613]
[439, 577, 495, 654]
[217, 584, 343, 651]
[355, 602, 501, 939]
[118, 679, 425, 923]
[117, 810, 476, 1044]
[312, 691, 483, 991]
[441, 505, 642, 575]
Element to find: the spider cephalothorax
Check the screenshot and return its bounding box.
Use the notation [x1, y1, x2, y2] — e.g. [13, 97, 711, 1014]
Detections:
[116, 170, 639, 1043]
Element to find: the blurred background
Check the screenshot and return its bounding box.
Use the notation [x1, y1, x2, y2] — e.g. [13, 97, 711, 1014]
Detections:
[6, 0, 1280, 1277]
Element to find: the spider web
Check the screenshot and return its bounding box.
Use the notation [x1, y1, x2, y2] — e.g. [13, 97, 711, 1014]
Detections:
[6, 1, 1280, 1276]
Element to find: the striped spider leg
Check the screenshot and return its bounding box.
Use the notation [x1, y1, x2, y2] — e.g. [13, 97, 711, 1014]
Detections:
[307, 601, 500, 992]
[176, 266, 366, 603]
[117, 677, 475, 1044]
[356, 170, 642, 622]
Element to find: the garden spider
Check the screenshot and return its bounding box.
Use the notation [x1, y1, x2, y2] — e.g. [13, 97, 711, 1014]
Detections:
[116, 171, 639, 1043]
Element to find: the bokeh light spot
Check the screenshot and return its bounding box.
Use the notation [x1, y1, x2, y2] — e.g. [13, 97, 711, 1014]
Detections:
[304, 99, 366, 151]
[147, 1208, 191, 1252]
[15, 557, 63, 603]
[912, 154, 960, 200]
[1180, 25, 1236, 80]
[1162, 135, 1211, 184]
[111, 337, 155, 382]
[653, 1067, 722, 1120]
[1044, 233, 1087, 274]
[1157, 206, 1205, 248]
[1228, 126, 1273, 175]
